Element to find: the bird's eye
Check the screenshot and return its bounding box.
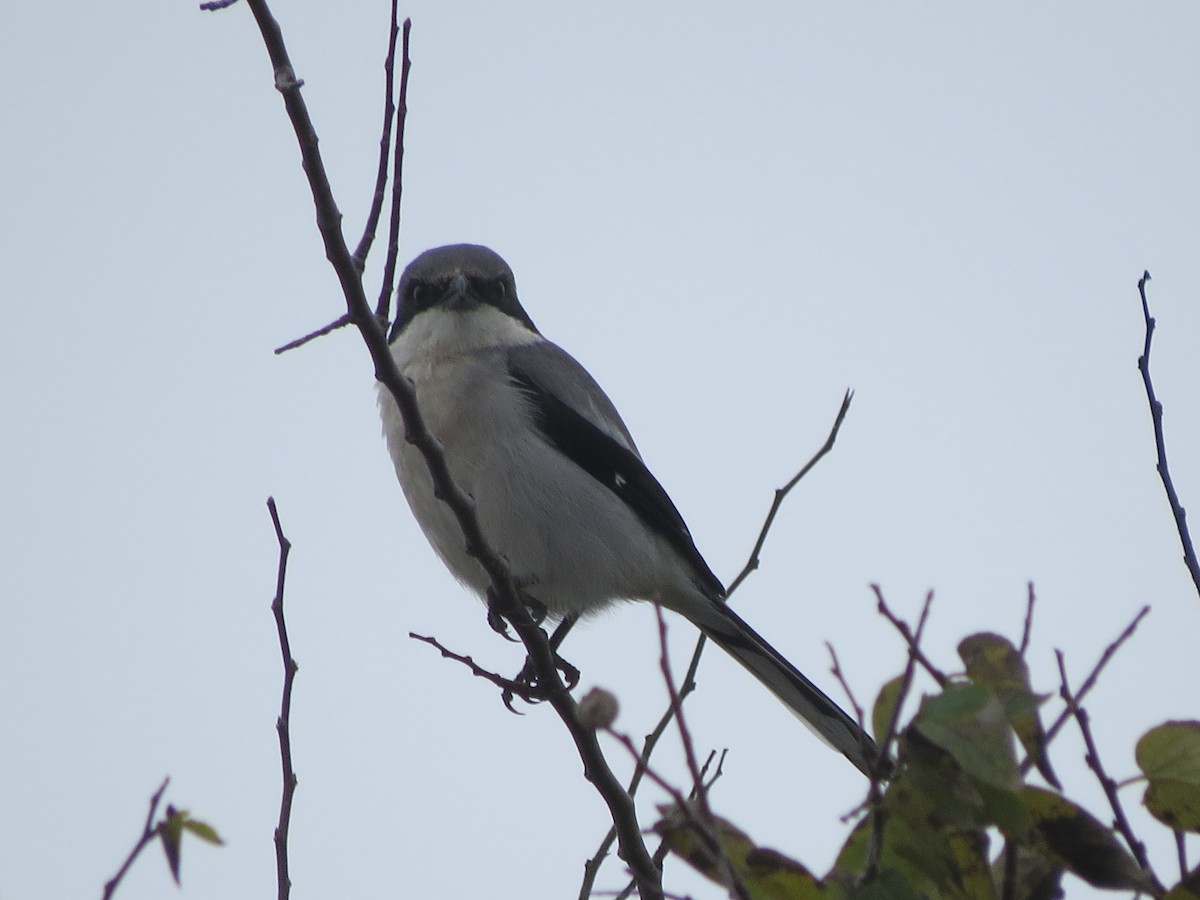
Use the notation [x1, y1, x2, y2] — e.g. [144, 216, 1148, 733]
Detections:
[476, 277, 507, 306]
[408, 283, 432, 309]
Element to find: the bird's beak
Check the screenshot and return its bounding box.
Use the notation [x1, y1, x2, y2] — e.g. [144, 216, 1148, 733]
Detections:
[442, 273, 477, 311]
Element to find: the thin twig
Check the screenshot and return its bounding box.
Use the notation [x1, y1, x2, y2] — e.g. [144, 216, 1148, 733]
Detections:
[374, 16, 411, 324]
[826, 641, 867, 736]
[1037, 605, 1150, 754]
[216, 5, 661, 893]
[274, 313, 352, 355]
[409, 632, 541, 704]
[101, 778, 171, 900]
[1055, 651, 1162, 893]
[1019, 581, 1036, 657]
[859, 589, 932, 883]
[580, 395, 854, 898]
[654, 608, 707, 817]
[654, 606, 750, 900]
[351, 2, 401, 270]
[267, 497, 297, 900]
[604, 727, 747, 900]
[726, 390, 853, 596]
[874, 586, 947, 686]
[1137, 271, 1200, 602]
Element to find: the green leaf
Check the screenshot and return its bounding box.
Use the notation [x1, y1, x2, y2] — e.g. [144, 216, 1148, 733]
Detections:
[957, 633, 1059, 789]
[1144, 780, 1200, 833]
[158, 806, 185, 885]
[1138, 721, 1200, 783]
[1017, 787, 1156, 893]
[1165, 865, 1200, 900]
[872, 676, 906, 748]
[991, 844, 1064, 900]
[914, 683, 1021, 791]
[182, 818, 225, 845]
[1137, 721, 1200, 833]
[850, 866, 923, 900]
[654, 803, 827, 899]
[155, 806, 224, 886]
[887, 740, 986, 832]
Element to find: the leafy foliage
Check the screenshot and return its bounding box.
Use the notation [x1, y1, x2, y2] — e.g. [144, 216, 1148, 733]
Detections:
[657, 624, 1200, 899]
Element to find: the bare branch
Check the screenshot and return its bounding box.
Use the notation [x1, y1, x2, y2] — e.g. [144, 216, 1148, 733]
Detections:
[653, 606, 750, 900]
[101, 778, 171, 900]
[1019, 581, 1036, 657]
[267, 497, 298, 900]
[374, 16, 411, 324]
[859, 589, 931, 881]
[1137, 271, 1200, 603]
[604, 726, 749, 900]
[409, 631, 543, 706]
[1038, 605, 1150, 753]
[1056, 650, 1163, 894]
[874, 585, 946, 686]
[581, 396, 854, 897]
[274, 313, 353, 355]
[825, 641, 867, 738]
[352, 2, 402, 271]
[726, 390, 853, 596]
[213, 4, 660, 893]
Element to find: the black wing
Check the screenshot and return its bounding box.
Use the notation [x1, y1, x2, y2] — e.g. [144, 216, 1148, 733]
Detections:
[508, 344, 725, 600]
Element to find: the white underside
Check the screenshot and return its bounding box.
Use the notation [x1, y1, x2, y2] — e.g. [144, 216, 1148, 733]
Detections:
[380, 306, 703, 620]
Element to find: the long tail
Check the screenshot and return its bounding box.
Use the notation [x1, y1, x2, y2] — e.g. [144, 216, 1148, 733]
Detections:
[689, 601, 880, 778]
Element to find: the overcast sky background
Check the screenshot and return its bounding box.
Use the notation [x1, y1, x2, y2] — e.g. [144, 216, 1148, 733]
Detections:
[3, 3, 1200, 898]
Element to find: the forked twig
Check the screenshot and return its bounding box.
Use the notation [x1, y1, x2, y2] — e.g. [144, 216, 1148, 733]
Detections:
[101, 778, 171, 899]
[1038, 605, 1150, 753]
[409, 632, 542, 706]
[874, 587, 946, 687]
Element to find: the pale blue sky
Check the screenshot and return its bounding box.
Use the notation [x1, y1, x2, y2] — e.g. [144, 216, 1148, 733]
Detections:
[3, 3, 1199, 898]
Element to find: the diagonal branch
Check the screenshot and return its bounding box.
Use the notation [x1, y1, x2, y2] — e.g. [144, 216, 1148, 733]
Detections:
[101, 778, 171, 900]
[1137, 271, 1200, 602]
[726, 389, 853, 595]
[1056, 651, 1163, 893]
[579, 394, 854, 897]
[1038, 604, 1149, 754]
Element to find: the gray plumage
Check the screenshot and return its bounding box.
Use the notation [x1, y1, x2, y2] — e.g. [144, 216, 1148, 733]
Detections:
[379, 243, 878, 777]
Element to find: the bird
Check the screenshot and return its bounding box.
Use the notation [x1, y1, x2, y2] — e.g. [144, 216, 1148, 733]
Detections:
[378, 243, 878, 777]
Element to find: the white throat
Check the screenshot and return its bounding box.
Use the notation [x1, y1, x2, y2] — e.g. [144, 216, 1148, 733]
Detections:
[390, 305, 542, 376]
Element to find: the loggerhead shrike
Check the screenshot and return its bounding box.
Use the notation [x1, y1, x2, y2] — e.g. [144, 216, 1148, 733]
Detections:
[379, 244, 877, 777]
